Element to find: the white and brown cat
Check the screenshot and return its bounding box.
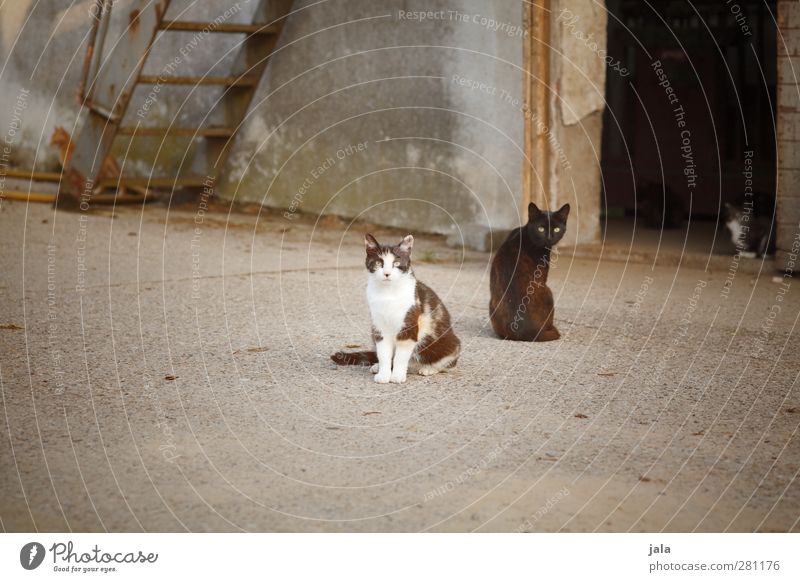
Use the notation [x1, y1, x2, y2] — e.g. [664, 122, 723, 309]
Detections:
[331, 234, 461, 383]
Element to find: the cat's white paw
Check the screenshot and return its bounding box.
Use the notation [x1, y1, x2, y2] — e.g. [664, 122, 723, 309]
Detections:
[374, 372, 391, 384]
[418, 366, 438, 376]
[370, 363, 379, 374]
[389, 371, 407, 384]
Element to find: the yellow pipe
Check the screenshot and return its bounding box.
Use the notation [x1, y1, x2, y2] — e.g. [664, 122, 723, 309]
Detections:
[1, 190, 152, 205]
[1, 190, 56, 203]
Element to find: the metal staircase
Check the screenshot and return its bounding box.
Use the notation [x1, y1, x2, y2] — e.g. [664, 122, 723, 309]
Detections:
[62, 0, 291, 204]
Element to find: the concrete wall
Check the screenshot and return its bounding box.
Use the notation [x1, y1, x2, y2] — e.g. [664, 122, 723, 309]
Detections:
[0, 0, 91, 171]
[216, 0, 526, 247]
[1, 0, 606, 249]
[777, 1, 800, 272]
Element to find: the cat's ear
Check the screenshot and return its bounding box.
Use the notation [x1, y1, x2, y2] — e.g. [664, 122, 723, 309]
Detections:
[528, 202, 541, 222]
[398, 235, 414, 254]
[556, 203, 571, 220]
[365, 233, 380, 254]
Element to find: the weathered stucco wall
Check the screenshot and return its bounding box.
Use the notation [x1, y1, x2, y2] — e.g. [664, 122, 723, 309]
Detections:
[217, 0, 526, 245]
[777, 0, 800, 272]
[0, 0, 91, 170]
[1, 0, 605, 248]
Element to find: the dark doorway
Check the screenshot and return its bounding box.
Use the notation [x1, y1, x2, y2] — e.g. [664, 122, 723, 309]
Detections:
[600, 0, 777, 247]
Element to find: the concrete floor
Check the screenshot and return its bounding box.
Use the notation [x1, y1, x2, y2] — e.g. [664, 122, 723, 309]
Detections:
[1, 199, 798, 532]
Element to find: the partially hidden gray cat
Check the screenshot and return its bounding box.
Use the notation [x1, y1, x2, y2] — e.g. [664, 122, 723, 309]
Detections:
[723, 200, 775, 258]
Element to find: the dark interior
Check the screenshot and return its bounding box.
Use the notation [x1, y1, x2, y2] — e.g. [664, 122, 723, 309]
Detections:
[600, 0, 777, 224]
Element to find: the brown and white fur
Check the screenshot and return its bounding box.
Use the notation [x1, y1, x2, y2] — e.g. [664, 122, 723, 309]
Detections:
[331, 234, 461, 383]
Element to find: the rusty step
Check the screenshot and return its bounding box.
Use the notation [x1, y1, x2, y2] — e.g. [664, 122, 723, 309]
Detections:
[159, 20, 279, 35]
[99, 176, 214, 188]
[137, 75, 258, 87]
[117, 126, 234, 137]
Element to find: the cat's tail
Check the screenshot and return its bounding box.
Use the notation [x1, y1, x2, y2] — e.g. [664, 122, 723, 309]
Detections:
[330, 350, 378, 366]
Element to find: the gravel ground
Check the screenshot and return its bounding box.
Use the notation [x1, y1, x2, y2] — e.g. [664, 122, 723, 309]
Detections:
[1, 199, 798, 532]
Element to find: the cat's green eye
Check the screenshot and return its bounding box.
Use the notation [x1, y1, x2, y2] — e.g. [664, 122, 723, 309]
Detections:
[553, 227, 561, 233]
[537, 226, 545, 233]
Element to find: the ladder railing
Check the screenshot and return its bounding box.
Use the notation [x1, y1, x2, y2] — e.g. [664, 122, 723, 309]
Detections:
[77, 0, 113, 108]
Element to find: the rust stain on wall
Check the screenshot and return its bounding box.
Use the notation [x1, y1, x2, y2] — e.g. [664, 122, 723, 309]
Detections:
[129, 9, 141, 33]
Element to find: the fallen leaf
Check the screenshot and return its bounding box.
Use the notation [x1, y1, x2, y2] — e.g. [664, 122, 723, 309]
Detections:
[345, 344, 362, 349]
[0, 324, 23, 330]
[597, 372, 616, 377]
[639, 476, 652, 482]
[362, 411, 381, 416]
[786, 407, 798, 414]
[233, 346, 269, 355]
[574, 413, 588, 419]
[325, 426, 341, 430]
[691, 430, 705, 436]
[164, 375, 178, 381]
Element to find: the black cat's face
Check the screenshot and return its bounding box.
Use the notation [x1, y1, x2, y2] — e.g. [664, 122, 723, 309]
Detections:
[525, 203, 570, 247]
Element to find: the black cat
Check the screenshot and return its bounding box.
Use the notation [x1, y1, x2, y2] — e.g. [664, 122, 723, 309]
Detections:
[489, 203, 570, 341]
